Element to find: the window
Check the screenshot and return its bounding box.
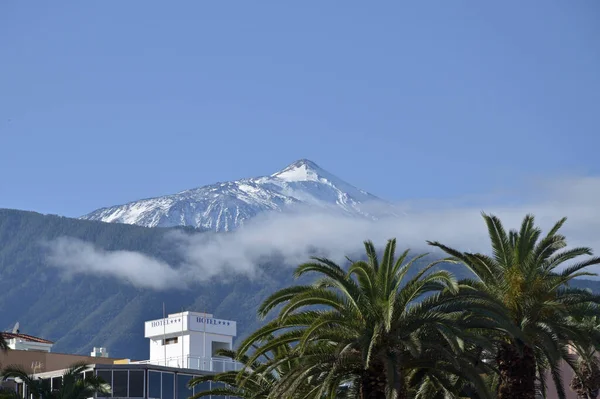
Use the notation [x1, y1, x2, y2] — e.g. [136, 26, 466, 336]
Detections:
[177, 375, 192, 399]
[129, 371, 144, 398]
[148, 371, 161, 399]
[51, 377, 62, 391]
[163, 337, 178, 345]
[96, 370, 112, 397]
[112, 371, 128, 397]
[162, 373, 174, 399]
[211, 341, 228, 356]
[40, 379, 50, 393]
[192, 381, 210, 397]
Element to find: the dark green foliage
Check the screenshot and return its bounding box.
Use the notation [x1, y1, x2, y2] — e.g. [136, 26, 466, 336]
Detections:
[429, 214, 600, 399]
[236, 239, 506, 399]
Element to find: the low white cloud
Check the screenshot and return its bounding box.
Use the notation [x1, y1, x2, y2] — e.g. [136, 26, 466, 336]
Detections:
[46, 237, 181, 289]
[45, 176, 600, 290]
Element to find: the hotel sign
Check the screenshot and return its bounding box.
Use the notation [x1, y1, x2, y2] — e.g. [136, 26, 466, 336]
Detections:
[191, 316, 236, 336]
[150, 317, 182, 328]
[145, 316, 185, 338]
[195, 317, 232, 326]
[145, 314, 236, 338]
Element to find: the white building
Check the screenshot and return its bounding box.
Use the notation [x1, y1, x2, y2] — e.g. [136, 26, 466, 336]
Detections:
[132, 311, 241, 373]
[9, 311, 243, 399]
[1, 332, 53, 352]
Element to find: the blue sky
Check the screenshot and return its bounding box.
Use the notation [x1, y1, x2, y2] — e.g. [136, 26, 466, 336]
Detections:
[1, 1, 599, 217]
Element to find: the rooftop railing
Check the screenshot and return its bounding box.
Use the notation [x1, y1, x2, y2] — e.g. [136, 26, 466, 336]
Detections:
[131, 356, 244, 373]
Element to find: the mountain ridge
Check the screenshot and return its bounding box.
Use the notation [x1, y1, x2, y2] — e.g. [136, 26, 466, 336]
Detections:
[81, 159, 386, 231]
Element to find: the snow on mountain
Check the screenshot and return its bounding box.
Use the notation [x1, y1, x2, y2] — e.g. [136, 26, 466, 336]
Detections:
[81, 159, 388, 232]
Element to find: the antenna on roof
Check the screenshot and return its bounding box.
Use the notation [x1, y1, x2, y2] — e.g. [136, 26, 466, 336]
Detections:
[12, 322, 19, 334]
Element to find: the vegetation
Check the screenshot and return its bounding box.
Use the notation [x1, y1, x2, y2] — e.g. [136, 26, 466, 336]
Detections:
[187, 336, 351, 398]
[569, 316, 600, 399]
[234, 239, 512, 399]
[429, 214, 600, 399]
[0, 362, 109, 399]
[188, 213, 600, 399]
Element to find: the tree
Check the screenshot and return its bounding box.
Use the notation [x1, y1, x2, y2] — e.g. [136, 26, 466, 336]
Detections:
[428, 213, 600, 399]
[189, 340, 290, 399]
[237, 239, 505, 399]
[0, 362, 110, 399]
[569, 316, 600, 399]
[189, 348, 265, 399]
[189, 336, 352, 399]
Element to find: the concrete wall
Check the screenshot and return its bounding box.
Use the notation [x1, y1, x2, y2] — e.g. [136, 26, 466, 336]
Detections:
[545, 361, 578, 399]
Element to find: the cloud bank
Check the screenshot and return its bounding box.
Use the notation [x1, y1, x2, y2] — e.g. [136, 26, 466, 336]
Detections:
[46, 176, 600, 290]
[46, 237, 182, 289]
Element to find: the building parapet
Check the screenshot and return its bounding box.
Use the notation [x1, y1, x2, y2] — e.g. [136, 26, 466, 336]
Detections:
[130, 355, 244, 373]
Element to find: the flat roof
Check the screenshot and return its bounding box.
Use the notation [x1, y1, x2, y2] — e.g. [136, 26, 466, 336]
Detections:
[32, 363, 217, 379]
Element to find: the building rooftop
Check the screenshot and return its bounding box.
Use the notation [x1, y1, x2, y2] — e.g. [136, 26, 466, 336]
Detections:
[1, 332, 54, 344]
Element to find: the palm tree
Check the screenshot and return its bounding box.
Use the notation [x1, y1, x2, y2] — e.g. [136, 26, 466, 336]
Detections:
[189, 340, 289, 399]
[189, 348, 261, 399]
[569, 316, 600, 399]
[428, 213, 600, 399]
[237, 239, 507, 399]
[407, 344, 498, 399]
[189, 338, 346, 399]
[570, 344, 600, 399]
[0, 362, 110, 399]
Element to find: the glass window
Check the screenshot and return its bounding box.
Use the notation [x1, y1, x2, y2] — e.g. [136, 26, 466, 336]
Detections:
[148, 371, 161, 399]
[129, 371, 144, 398]
[40, 379, 51, 393]
[112, 371, 128, 397]
[176, 375, 192, 399]
[51, 377, 62, 391]
[210, 382, 226, 399]
[97, 371, 112, 397]
[162, 373, 174, 399]
[192, 381, 210, 397]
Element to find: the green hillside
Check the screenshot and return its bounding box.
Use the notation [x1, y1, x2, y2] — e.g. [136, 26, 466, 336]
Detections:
[0, 209, 293, 359]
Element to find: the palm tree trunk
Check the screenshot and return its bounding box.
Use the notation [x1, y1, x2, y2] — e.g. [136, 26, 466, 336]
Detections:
[496, 342, 537, 399]
[570, 367, 600, 399]
[360, 363, 406, 399]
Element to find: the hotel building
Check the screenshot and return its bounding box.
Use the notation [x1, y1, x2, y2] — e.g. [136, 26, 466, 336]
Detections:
[5, 311, 242, 399]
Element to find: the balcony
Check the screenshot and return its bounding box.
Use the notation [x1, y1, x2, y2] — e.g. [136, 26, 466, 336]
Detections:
[131, 356, 244, 373]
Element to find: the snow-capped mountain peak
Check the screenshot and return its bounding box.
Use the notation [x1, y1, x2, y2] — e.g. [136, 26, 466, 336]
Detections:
[271, 159, 325, 182]
[81, 159, 384, 232]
